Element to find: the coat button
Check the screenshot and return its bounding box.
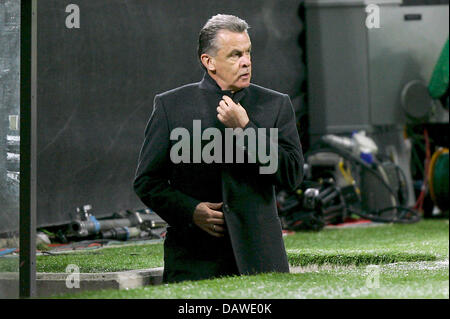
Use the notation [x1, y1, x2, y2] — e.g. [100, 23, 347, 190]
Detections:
[223, 204, 229, 212]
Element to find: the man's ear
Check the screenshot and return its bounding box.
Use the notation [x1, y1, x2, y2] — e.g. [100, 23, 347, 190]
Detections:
[201, 54, 215, 72]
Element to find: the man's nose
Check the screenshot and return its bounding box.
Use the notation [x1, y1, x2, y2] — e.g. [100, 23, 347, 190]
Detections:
[241, 56, 251, 68]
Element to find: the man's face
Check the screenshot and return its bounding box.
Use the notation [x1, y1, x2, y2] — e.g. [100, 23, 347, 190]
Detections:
[209, 30, 252, 92]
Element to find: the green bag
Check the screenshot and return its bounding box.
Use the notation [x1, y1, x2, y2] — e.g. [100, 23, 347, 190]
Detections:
[428, 38, 449, 99]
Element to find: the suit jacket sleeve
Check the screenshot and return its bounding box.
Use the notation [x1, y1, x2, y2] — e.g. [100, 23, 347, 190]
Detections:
[236, 94, 304, 191]
[133, 95, 201, 228]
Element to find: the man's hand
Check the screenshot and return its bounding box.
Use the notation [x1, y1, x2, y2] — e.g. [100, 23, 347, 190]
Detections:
[193, 202, 226, 238]
[217, 95, 249, 129]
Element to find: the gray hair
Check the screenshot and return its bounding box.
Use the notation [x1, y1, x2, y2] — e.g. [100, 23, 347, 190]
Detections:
[198, 14, 249, 69]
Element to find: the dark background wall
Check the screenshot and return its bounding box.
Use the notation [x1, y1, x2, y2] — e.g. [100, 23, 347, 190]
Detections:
[0, 0, 20, 234]
[1, 0, 448, 233]
[34, 0, 305, 229]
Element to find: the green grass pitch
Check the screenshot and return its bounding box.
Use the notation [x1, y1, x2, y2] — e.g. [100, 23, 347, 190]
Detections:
[1, 219, 448, 298]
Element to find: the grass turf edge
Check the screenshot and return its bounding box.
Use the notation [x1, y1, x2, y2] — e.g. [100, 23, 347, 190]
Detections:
[286, 250, 438, 267]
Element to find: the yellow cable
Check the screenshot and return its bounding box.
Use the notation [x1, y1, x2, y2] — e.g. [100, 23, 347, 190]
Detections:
[338, 160, 360, 194]
[428, 147, 449, 204]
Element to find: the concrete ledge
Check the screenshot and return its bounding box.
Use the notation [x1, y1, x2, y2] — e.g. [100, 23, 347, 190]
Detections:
[0, 267, 163, 298]
[1, 265, 318, 298]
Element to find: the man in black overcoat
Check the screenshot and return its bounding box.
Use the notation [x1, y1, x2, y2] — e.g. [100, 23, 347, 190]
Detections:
[134, 14, 304, 283]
